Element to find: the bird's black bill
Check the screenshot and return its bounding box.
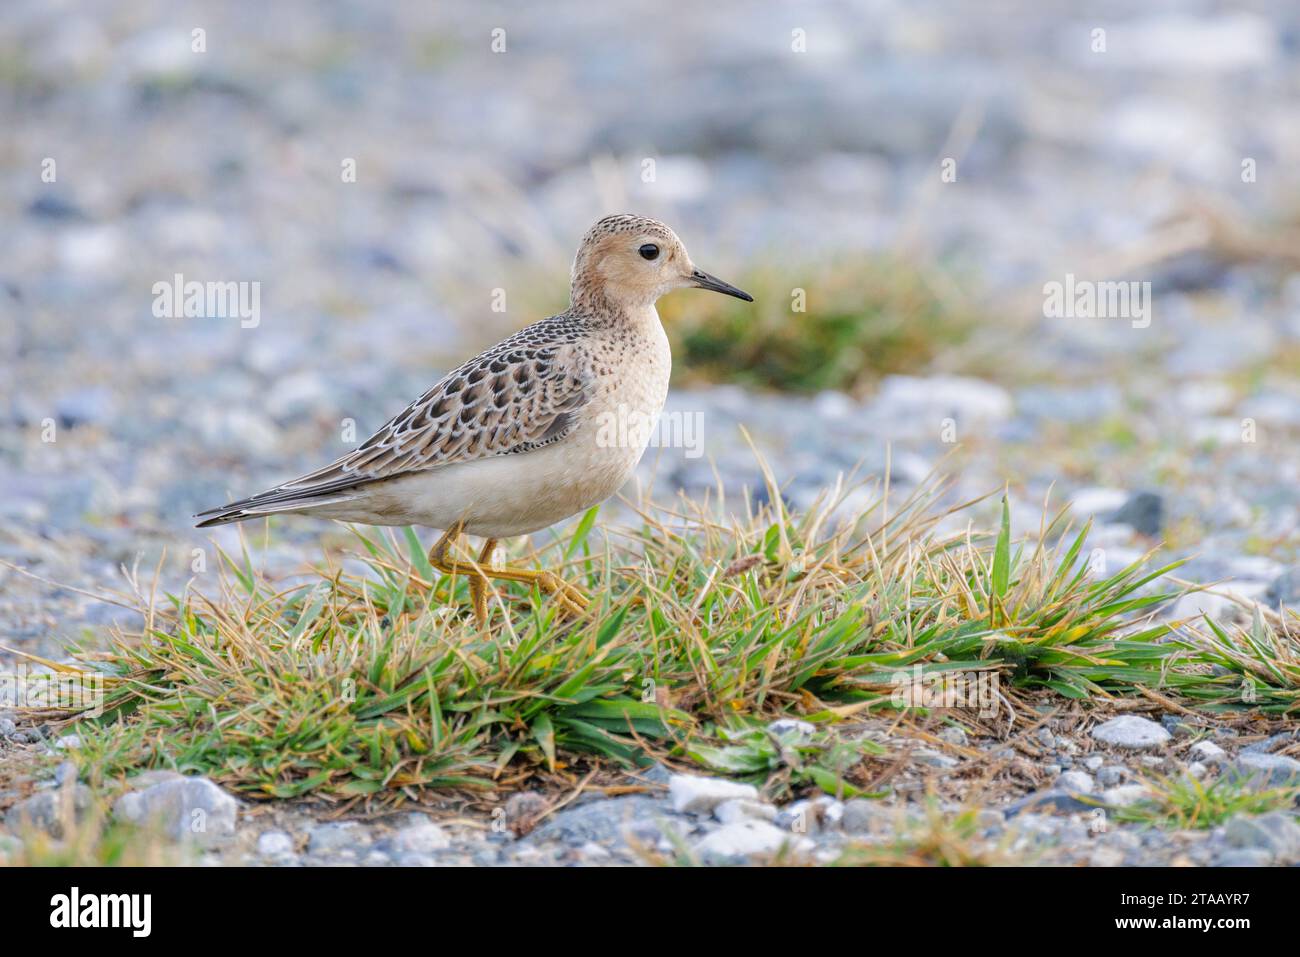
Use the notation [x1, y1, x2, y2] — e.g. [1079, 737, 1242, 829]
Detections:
[691, 268, 754, 302]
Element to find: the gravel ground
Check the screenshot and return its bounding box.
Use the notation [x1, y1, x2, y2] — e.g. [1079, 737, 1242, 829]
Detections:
[5, 712, 1299, 866]
[2, 1, 1298, 865]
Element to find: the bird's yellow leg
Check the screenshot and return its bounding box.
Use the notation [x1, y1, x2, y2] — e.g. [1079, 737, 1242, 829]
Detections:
[468, 538, 498, 625]
[427, 522, 490, 625]
[426, 521, 467, 575]
[427, 524, 588, 621]
[476, 561, 590, 618]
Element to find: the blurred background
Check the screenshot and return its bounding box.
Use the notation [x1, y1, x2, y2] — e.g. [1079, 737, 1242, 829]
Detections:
[2, 0, 1299, 655]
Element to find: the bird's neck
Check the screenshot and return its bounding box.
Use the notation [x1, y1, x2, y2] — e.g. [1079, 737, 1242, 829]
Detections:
[570, 283, 660, 330]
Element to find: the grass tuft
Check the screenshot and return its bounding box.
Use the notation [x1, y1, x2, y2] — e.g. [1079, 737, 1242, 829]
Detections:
[1109, 773, 1300, 830]
[662, 256, 982, 394]
[0, 804, 185, 867]
[1183, 606, 1300, 712]
[834, 801, 1013, 867]
[8, 464, 1292, 806]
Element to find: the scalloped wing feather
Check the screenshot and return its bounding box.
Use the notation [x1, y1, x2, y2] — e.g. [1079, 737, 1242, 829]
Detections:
[196, 320, 593, 525]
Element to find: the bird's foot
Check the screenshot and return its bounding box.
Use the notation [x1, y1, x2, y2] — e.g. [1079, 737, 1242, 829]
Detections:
[427, 526, 589, 625]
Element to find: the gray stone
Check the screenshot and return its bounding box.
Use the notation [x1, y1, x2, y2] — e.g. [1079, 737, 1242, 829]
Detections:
[5, 784, 96, 838]
[256, 829, 295, 856]
[775, 795, 844, 833]
[937, 726, 968, 747]
[773, 805, 804, 831]
[389, 819, 450, 854]
[623, 818, 673, 848]
[693, 820, 812, 862]
[1005, 812, 1071, 848]
[1228, 753, 1300, 789]
[503, 791, 549, 831]
[714, 798, 777, 824]
[1213, 848, 1275, 867]
[913, 748, 959, 769]
[125, 770, 186, 789]
[527, 795, 670, 847]
[1091, 715, 1171, 749]
[1002, 790, 1096, 817]
[0, 717, 16, 738]
[668, 774, 758, 814]
[396, 852, 438, 867]
[841, 798, 892, 835]
[577, 841, 612, 861]
[307, 821, 372, 854]
[634, 763, 674, 786]
[1090, 846, 1126, 867]
[1057, 770, 1096, 794]
[1223, 812, 1300, 863]
[1112, 491, 1164, 537]
[1100, 784, 1153, 808]
[1241, 731, 1295, 755]
[1189, 740, 1227, 764]
[112, 776, 238, 846]
[1096, 765, 1129, 787]
[815, 797, 845, 830]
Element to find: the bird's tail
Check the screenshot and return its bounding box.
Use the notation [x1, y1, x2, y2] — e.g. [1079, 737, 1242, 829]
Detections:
[194, 492, 355, 528]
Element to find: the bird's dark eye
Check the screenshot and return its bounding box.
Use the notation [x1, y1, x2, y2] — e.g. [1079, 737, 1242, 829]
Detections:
[639, 243, 659, 261]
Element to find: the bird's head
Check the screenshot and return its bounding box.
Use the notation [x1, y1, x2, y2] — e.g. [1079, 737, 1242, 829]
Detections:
[571, 213, 752, 311]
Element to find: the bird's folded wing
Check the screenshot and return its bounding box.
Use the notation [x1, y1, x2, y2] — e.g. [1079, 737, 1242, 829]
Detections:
[198, 339, 592, 514]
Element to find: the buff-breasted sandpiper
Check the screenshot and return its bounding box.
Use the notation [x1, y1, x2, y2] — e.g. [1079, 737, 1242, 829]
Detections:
[196, 214, 753, 622]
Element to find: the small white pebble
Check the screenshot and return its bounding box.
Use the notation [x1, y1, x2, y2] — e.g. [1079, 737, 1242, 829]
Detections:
[1189, 740, 1227, 763]
[257, 830, 295, 856]
[668, 774, 758, 814]
[1101, 784, 1152, 808]
[714, 798, 778, 824]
